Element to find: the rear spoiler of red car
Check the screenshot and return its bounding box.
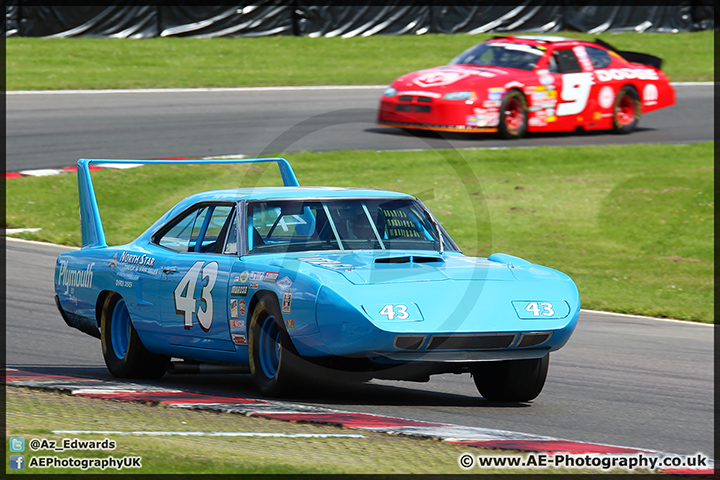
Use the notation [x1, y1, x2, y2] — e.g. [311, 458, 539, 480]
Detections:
[594, 38, 664, 70]
[76, 157, 300, 249]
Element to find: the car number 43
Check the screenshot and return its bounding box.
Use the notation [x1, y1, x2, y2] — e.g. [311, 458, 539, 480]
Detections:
[525, 301, 555, 317]
[174, 261, 219, 331]
[380, 304, 409, 320]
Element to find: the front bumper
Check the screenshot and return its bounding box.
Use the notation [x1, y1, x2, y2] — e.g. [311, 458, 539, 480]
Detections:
[378, 94, 499, 133]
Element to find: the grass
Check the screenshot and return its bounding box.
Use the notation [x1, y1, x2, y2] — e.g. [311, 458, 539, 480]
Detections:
[5, 30, 714, 90]
[6, 386, 605, 475]
[5, 143, 714, 322]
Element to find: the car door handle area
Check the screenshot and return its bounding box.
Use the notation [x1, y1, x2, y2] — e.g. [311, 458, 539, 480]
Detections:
[162, 267, 177, 274]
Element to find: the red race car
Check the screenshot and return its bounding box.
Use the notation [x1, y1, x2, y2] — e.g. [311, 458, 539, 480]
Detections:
[377, 35, 675, 138]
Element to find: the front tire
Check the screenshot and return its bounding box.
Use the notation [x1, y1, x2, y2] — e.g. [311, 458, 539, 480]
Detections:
[472, 354, 549, 402]
[611, 86, 641, 134]
[498, 89, 528, 139]
[249, 296, 304, 397]
[100, 293, 168, 379]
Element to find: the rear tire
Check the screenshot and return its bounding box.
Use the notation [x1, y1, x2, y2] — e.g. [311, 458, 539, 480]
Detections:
[249, 296, 305, 397]
[611, 86, 641, 134]
[498, 89, 528, 139]
[472, 354, 549, 402]
[100, 294, 168, 379]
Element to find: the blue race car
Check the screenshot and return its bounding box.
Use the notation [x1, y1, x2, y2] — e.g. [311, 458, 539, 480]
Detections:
[55, 157, 580, 401]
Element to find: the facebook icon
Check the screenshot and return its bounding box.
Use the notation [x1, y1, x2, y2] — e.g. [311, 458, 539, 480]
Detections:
[10, 455, 25, 470]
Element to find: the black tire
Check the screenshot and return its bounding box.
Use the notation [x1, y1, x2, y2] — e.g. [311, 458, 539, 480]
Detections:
[100, 293, 168, 379]
[248, 296, 305, 397]
[498, 89, 528, 139]
[472, 354, 549, 402]
[611, 85, 641, 134]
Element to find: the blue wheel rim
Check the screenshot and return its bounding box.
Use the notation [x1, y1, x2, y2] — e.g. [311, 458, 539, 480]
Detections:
[110, 298, 130, 359]
[258, 315, 280, 379]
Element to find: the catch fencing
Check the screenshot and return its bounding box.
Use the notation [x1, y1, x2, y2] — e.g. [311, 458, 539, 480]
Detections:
[5, 3, 716, 38]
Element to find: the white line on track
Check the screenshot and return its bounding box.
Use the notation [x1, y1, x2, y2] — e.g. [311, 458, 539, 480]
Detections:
[7, 85, 388, 95]
[6, 82, 711, 95]
[581, 309, 713, 325]
[52, 430, 366, 438]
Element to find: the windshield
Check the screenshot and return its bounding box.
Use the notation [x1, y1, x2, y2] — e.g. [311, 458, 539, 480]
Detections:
[247, 198, 458, 254]
[450, 42, 544, 71]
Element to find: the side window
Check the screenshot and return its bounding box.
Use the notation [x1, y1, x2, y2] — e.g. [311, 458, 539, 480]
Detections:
[585, 47, 612, 69]
[156, 204, 235, 253]
[553, 49, 583, 74]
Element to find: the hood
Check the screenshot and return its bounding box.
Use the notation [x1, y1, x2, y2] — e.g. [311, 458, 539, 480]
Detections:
[278, 251, 518, 285]
[392, 65, 531, 95]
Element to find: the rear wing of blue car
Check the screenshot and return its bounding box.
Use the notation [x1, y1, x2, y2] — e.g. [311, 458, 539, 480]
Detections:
[76, 157, 300, 249]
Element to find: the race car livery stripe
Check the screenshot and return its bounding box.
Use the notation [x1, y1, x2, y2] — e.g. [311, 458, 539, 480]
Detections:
[5, 368, 713, 474]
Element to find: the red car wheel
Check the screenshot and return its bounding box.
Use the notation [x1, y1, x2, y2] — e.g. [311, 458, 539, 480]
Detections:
[612, 86, 641, 134]
[499, 90, 528, 139]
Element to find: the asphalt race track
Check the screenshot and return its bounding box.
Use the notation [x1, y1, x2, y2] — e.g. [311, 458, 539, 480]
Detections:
[5, 238, 713, 459]
[5, 84, 713, 172]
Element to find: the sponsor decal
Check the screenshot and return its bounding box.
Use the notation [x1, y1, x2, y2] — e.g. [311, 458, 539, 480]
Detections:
[573, 45, 593, 71]
[277, 276, 292, 291]
[230, 298, 239, 318]
[249, 282, 259, 289]
[109, 252, 160, 277]
[232, 334, 247, 345]
[285, 318, 295, 330]
[466, 115, 487, 127]
[529, 109, 547, 127]
[57, 261, 94, 294]
[487, 87, 505, 101]
[249, 271, 264, 281]
[412, 70, 470, 88]
[531, 89, 548, 105]
[537, 69, 555, 86]
[264, 272, 280, 283]
[239, 299, 246, 316]
[239, 270, 249, 283]
[119, 251, 156, 267]
[595, 68, 659, 82]
[643, 84, 659, 106]
[282, 289, 292, 314]
[598, 86, 615, 109]
[230, 319, 245, 330]
[231, 284, 249, 296]
[486, 112, 500, 126]
[298, 257, 355, 271]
